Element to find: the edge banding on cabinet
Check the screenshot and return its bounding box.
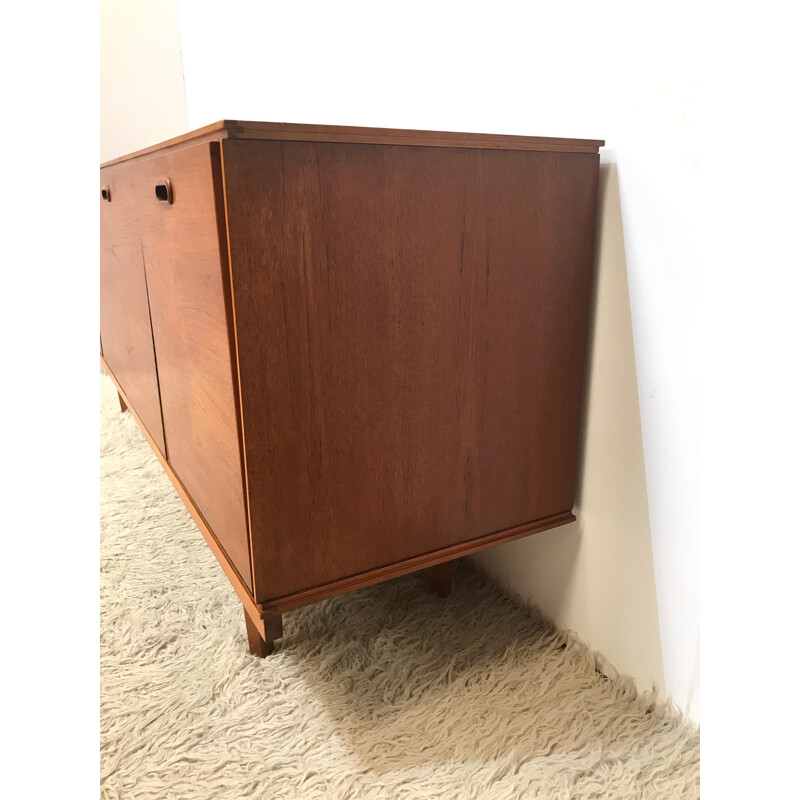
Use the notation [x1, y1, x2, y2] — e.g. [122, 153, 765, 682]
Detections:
[100, 119, 604, 169]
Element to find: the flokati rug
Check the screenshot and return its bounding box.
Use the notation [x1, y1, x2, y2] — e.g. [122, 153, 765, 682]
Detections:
[100, 375, 699, 799]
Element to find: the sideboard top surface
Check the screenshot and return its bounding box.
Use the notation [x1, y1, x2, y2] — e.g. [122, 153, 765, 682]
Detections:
[101, 120, 605, 168]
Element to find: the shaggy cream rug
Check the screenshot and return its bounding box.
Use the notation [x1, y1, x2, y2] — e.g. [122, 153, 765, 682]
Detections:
[100, 375, 699, 799]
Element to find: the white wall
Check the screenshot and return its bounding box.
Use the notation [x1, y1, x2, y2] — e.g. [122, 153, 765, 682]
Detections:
[100, 0, 188, 161]
[113, 0, 701, 719]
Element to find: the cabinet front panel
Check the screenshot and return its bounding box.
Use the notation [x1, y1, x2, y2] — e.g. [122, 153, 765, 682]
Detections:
[99, 162, 166, 456]
[135, 143, 252, 592]
[222, 140, 599, 603]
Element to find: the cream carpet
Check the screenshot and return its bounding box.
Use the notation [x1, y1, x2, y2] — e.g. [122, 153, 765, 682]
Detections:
[100, 375, 699, 799]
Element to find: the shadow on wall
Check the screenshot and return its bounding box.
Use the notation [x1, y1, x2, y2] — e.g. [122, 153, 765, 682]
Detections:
[471, 162, 666, 694]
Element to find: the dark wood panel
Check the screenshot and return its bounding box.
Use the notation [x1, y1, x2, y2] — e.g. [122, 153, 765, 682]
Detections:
[135, 143, 252, 591]
[224, 120, 604, 153]
[468, 148, 599, 524]
[106, 351, 576, 627]
[222, 140, 599, 603]
[99, 161, 166, 456]
[102, 119, 604, 168]
[258, 512, 576, 615]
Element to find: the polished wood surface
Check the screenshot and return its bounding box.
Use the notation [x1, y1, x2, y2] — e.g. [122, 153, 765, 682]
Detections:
[102, 121, 601, 653]
[257, 511, 575, 615]
[225, 120, 603, 153]
[99, 161, 166, 456]
[102, 119, 604, 168]
[106, 356, 573, 631]
[136, 143, 252, 591]
[221, 139, 598, 604]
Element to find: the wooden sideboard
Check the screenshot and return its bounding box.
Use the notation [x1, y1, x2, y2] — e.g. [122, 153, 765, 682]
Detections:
[100, 120, 603, 656]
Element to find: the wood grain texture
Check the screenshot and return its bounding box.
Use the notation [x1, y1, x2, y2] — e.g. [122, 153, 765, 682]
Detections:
[257, 511, 576, 615]
[220, 139, 599, 604]
[101, 120, 604, 168]
[224, 120, 604, 153]
[105, 353, 572, 624]
[135, 142, 252, 591]
[99, 161, 166, 456]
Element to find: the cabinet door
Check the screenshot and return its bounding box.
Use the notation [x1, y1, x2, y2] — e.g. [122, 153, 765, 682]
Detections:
[100, 162, 166, 456]
[135, 143, 252, 592]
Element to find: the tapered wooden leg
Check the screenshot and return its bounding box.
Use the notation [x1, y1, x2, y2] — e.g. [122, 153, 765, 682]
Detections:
[244, 609, 283, 657]
[118, 392, 128, 413]
[430, 561, 453, 597]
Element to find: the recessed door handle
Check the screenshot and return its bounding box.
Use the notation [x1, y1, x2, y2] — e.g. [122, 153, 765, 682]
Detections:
[155, 179, 173, 204]
[101, 186, 111, 202]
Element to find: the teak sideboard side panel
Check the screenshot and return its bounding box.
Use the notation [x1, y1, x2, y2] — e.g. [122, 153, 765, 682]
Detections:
[99, 160, 166, 456]
[136, 143, 252, 591]
[220, 139, 599, 604]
